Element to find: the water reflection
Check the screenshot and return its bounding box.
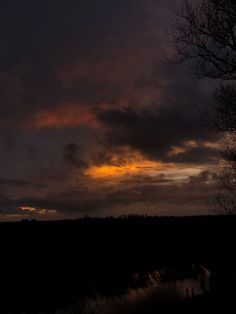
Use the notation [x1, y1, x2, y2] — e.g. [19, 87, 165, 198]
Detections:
[80, 267, 211, 314]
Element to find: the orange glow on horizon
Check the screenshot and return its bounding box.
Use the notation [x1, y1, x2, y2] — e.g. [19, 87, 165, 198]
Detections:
[20, 206, 36, 212]
[19, 206, 57, 215]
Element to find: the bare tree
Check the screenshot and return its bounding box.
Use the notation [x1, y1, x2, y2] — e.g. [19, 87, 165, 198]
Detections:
[170, 0, 236, 213]
[171, 0, 236, 79]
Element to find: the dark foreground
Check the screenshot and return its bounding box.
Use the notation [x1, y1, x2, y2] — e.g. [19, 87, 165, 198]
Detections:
[0, 215, 235, 313]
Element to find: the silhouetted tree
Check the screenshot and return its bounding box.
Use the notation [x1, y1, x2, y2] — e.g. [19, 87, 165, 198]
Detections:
[170, 0, 236, 213]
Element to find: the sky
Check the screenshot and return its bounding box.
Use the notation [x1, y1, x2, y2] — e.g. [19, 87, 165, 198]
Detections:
[0, 0, 220, 220]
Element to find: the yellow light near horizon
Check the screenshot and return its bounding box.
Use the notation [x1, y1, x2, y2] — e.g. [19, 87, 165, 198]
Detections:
[20, 206, 36, 212]
[19, 206, 57, 215]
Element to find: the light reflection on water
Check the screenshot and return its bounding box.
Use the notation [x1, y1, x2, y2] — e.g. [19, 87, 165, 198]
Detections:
[81, 267, 211, 314]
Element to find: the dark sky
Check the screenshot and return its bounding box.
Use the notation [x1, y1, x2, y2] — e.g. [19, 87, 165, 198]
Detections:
[0, 0, 219, 220]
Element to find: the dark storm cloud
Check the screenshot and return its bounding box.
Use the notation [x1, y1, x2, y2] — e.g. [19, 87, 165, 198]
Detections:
[119, 174, 173, 185]
[169, 146, 218, 164]
[188, 170, 218, 185]
[0, 178, 31, 187]
[0, 0, 220, 218]
[97, 105, 217, 163]
[0, 132, 16, 149]
[0, 0, 157, 127]
[104, 170, 217, 211]
[64, 143, 87, 168]
[0, 169, 217, 218]
[0, 178, 47, 189]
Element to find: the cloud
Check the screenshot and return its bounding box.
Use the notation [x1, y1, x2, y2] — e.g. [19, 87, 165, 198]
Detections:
[97, 106, 217, 164]
[31, 105, 99, 129]
[0, 169, 217, 219]
[64, 143, 87, 168]
[0, 0, 220, 218]
[0, 179, 31, 187]
[0, 0, 165, 129]
[168, 145, 218, 164]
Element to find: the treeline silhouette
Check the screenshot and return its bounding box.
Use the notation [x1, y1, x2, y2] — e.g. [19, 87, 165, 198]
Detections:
[0, 215, 235, 313]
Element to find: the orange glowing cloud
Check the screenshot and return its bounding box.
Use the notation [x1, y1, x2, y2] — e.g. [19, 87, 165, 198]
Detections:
[167, 146, 186, 157]
[85, 145, 207, 182]
[85, 159, 204, 183]
[32, 104, 99, 129]
[85, 159, 165, 179]
[167, 140, 199, 157]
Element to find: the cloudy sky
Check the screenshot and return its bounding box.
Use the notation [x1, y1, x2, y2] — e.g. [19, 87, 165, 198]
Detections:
[0, 0, 220, 220]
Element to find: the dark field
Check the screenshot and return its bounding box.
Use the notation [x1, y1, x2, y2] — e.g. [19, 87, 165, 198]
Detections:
[0, 215, 235, 313]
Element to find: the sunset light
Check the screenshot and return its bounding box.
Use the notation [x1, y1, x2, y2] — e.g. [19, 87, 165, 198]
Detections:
[0, 0, 234, 312]
[85, 160, 164, 178]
